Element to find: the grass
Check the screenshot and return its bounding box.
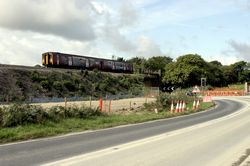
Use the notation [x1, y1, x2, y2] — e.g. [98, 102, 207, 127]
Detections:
[0, 102, 214, 144]
[228, 83, 245, 90]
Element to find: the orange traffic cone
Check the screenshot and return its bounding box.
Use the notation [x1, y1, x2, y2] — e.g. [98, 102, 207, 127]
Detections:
[196, 100, 200, 110]
[175, 101, 179, 113]
[182, 101, 186, 111]
[192, 100, 196, 110]
[179, 101, 183, 112]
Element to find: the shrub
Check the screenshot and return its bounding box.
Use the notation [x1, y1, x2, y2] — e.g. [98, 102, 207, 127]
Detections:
[47, 106, 66, 122]
[16, 80, 24, 88]
[53, 81, 63, 91]
[63, 80, 76, 91]
[47, 105, 102, 121]
[2, 104, 49, 127]
[40, 80, 50, 89]
[77, 106, 102, 118]
[0, 103, 103, 128]
[30, 71, 40, 82]
[157, 89, 194, 108]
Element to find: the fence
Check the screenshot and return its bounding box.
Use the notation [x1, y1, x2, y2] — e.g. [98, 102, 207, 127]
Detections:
[31, 97, 156, 113]
[202, 90, 245, 96]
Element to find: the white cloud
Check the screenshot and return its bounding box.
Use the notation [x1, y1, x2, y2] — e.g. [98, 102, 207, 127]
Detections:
[0, 0, 96, 41]
[207, 54, 240, 65]
[0, 0, 247, 66]
[228, 40, 250, 62]
[119, 1, 138, 27]
[136, 36, 165, 58]
[0, 28, 94, 65]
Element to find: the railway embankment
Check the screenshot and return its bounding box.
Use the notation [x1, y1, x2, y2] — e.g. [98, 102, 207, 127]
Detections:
[0, 64, 144, 103]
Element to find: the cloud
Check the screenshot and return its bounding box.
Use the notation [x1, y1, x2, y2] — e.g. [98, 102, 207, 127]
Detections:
[0, 0, 96, 41]
[119, 1, 138, 27]
[0, 28, 94, 65]
[102, 25, 136, 53]
[228, 40, 250, 62]
[136, 36, 165, 57]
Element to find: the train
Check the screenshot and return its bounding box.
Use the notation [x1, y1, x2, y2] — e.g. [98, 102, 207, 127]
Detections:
[42, 52, 133, 73]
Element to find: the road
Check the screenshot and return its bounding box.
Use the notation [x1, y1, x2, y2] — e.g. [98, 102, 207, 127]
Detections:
[0, 97, 249, 166]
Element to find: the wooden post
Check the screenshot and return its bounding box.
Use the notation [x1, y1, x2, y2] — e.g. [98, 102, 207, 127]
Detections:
[99, 98, 103, 112]
[108, 100, 111, 112]
[129, 101, 132, 111]
[104, 100, 106, 112]
[89, 96, 92, 108]
[64, 97, 67, 109]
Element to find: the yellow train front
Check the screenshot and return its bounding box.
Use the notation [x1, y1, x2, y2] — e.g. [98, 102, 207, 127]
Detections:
[42, 52, 57, 67]
[42, 52, 133, 73]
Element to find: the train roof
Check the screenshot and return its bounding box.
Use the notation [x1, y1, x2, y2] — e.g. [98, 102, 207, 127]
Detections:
[43, 52, 131, 64]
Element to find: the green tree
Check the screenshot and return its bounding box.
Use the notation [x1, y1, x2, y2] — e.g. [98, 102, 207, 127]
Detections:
[206, 62, 225, 87]
[163, 54, 208, 87]
[232, 61, 248, 83]
[127, 57, 146, 73]
[222, 65, 237, 84]
[144, 56, 172, 74]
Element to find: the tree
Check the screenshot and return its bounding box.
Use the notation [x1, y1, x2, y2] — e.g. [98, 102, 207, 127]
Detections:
[163, 54, 208, 87]
[209, 60, 222, 67]
[206, 62, 226, 87]
[127, 57, 146, 65]
[117, 57, 125, 62]
[231, 61, 248, 83]
[222, 65, 237, 85]
[127, 57, 146, 73]
[144, 56, 172, 73]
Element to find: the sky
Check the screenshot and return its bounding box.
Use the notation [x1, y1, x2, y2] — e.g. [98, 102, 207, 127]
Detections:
[0, 0, 250, 66]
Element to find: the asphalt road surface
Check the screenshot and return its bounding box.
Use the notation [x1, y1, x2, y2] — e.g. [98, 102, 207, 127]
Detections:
[0, 97, 248, 166]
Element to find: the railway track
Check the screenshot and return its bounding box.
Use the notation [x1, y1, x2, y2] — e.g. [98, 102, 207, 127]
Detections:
[0, 64, 160, 78]
[0, 64, 134, 76]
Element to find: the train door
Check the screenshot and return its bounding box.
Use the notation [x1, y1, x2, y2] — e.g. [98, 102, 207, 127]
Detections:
[42, 54, 45, 65]
[46, 54, 49, 65]
[68, 56, 73, 66]
[112, 61, 115, 70]
[100, 61, 103, 70]
[56, 54, 59, 65]
[86, 59, 89, 68]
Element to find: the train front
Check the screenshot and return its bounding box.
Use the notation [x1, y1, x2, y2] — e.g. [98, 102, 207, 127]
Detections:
[42, 52, 56, 67]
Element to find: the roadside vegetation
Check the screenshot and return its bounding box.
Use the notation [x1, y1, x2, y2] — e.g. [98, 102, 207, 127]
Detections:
[0, 90, 214, 144]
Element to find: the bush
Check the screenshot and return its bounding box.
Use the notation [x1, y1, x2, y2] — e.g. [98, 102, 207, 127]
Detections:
[157, 89, 194, 108]
[0, 104, 103, 128]
[47, 106, 66, 122]
[46, 105, 102, 121]
[63, 80, 76, 91]
[30, 71, 40, 82]
[65, 106, 102, 119]
[40, 80, 50, 89]
[53, 81, 63, 91]
[2, 104, 49, 127]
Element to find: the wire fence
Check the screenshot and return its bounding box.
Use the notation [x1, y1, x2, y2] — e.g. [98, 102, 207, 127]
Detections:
[0, 87, 160, 112]
[30, 97, 157, 113]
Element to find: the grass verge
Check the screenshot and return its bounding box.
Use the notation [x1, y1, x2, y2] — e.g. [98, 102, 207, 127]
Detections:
[0, 102, 214, 144]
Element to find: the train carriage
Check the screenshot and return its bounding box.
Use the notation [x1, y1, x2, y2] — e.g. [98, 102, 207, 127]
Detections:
[42, 52, 133, 73]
